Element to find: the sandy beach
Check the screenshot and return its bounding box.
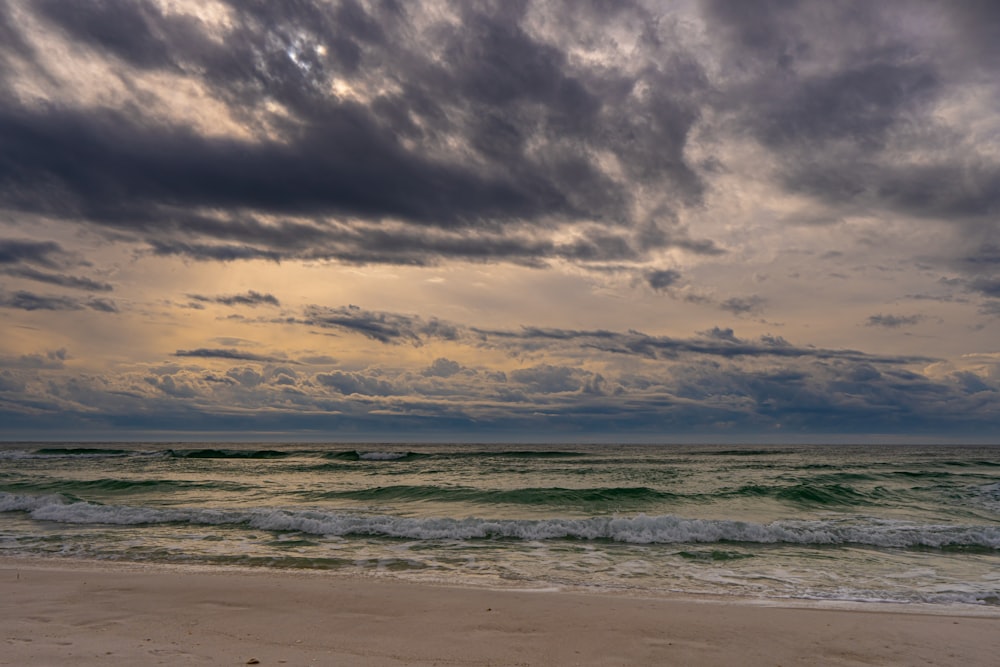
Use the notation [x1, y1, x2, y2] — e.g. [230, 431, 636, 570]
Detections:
[2, 558, 997, 666]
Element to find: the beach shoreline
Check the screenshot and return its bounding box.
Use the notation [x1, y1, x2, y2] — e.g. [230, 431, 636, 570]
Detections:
[3, 556, 998, 666]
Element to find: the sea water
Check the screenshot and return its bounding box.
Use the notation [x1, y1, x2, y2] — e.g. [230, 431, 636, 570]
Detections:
[1, 443, 998, 607]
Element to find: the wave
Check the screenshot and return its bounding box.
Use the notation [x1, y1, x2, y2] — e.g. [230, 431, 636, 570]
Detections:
[3, 492, 998, 550]
[724, 483, 892, 506]
[697, 449, 797, 457]
[0, 448, 135, 460]
[676, 549, 755, 561]
[1, 478, 252, 494]
[2, 445, 589, 463]
[313, 485, 675, 505]
[321, 449, 581, 462]
[167, 449, 292, 459]
[322, 450, 425, 461]
[939, 460, 1000, 468]
[358, 451, 416, 461]
[484, 451, 584, 459]
[35, 447, 131, 456]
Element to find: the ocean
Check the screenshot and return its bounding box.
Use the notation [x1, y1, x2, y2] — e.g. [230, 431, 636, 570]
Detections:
[2, 442, 998, 608]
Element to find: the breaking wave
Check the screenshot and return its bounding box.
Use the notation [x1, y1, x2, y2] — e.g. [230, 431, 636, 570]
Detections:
[3, 492, 998, 550]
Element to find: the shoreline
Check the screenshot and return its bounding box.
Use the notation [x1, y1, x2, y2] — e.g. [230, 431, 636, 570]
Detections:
[3, 556, 998, 666]
[6, 554, 1000, 617]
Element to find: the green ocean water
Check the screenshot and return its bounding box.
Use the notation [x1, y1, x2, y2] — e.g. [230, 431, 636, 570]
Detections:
[2, 443, 999, 607]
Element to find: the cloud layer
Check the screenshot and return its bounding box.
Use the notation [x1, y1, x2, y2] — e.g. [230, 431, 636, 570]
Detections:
[1, 0, 999, 440]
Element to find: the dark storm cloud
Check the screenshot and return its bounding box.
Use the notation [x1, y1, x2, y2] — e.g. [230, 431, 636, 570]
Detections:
[147, 226, 627, 267]
[0, 0, 34, 88]
[755, 62, 937, 151]
[0, 0, 993, 274]
[0, 101, 571, 229]
[702, 0, 1000, 254]
[868, 163, 1000, 222]
[34, 0, 180, 70]
[187, 290, 281, 307]
[945, 0, 1000, 63]
[0, 0, 722, 267]
[703, 0, 937, 145]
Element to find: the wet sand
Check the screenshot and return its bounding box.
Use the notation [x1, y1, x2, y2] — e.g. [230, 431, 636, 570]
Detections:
[2, 558, 998, 666]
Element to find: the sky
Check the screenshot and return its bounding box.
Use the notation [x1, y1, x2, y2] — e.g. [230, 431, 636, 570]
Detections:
[1, 0, 999, 442]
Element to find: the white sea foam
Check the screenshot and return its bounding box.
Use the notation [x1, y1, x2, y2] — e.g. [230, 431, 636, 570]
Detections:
[3, 492, 999, 549]
[0, 492, 67, 512]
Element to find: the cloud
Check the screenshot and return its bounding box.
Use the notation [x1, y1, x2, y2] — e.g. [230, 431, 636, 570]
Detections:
[0, 289, 118, 313]
[187, 290, 281, 307]
[17, 348, 995, 437]
[0, 348, 67, 370]
[298, 304, 934, 366]
[866, 314, 925, 328]
[700, 0, 1000, 283]
[510, 364, 582, 394]
[968, 278, 1000, 299]
[226, 367, 263, 387]
[4, 323, 998, 438]
[144, 373, 199, 398]
[719, 296, 766, 316]
[2, 266, 113, 292]
[173, 348, 286, 363]
[0, 0, 725, 271]
[300, 355, 337, 365]
[0, 239, 68, 268]
[423, 358, 463, 378]
[0, 238, 113, 296]
[87, 297, 119, 313]
[0, 291, 78, 311]
[646, 269, 682, 291]
[0, 1, 994, 277]
[978, 301, 1000, 317]
[3, 1, 1000, 440]
[303, 304, 461, 344]
[315, 370, 396, 396]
